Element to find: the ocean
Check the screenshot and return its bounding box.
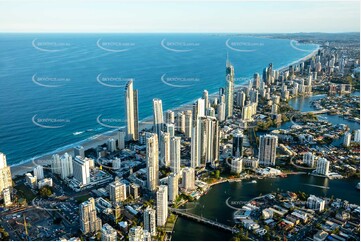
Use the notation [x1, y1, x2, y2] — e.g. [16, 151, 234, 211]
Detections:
[0, 34, 318, 166]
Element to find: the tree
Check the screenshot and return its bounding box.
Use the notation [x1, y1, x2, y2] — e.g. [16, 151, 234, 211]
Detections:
[215, 170, 221, 179]
[39, 186, 53, 198]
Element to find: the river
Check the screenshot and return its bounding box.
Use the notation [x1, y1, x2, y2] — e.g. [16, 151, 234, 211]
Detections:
[172, 92, 360, 241]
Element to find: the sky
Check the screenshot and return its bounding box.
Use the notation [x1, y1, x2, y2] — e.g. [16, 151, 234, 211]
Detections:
[0, 0, 359, 33]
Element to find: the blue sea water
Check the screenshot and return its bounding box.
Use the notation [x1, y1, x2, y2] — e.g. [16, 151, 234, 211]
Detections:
[0, 34, 318, 166]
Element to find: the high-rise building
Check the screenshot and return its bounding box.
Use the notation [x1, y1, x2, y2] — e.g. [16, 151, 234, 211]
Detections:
[258, 135, 278, 166]
[343, 132, 352, 147]
[170, 137, 181, 174]
[231, 158, 243, 174]
[253, 73, 260, 89]
[217, 101, 226, 122]
[191, 116, 219, 168]
[225, 59, 235, 118]
[307, 195, 325, 212]
[33, 165, 44, 180]
[125, 80, 139, 141]
[153, 98, 164, 141]
[236, 90, 246, 107]
[165, 110, 175, 124]
[182, 167, 195, 191]
[166, 123, 175, 137]
[168, 173, 178, 203]
[107, 138, 116, 152]
[101, 223, 117, 241]
[192, 98, 205, 124]
[73, 156, 91, 186]
[156, 185, 168, 227]
[315, 158, 329, 176]
[303, 152, 315, 167]
[354, 130, 360, 143]
[129, 226, 151, 241]
[109, 179, 127, 203]
[184, 110, 192, 138]
[143, 207, 156, 236]
[129, 183, 140, 199]
[160, 132, 170, 167]
[176, 112, 186, 133]
[146, 133, 159, 192]
[60, 152, 73, 180]
[52, 154, 62, 175]
[117, 130, 126, 150]
[0, 152, 12, 195]
[79, 197, 102, 234]
[232, 130, 244, 158]
[203, 90, 209, 113]
[74, 146, 85, 159]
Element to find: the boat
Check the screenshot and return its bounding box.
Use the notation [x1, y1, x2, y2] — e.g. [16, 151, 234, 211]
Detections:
[357, 183, 360, 190]
[73, 131, 84, 135]
[251, 180, 257, 184]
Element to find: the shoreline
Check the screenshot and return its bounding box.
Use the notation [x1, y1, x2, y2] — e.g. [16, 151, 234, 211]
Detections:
[10, 42, 320, 178]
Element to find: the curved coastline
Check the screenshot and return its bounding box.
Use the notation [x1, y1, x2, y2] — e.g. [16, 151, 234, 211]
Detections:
[10, 39, 319, 177]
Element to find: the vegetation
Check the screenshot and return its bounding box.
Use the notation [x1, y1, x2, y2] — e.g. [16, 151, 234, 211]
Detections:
[39, 185, 53, 198]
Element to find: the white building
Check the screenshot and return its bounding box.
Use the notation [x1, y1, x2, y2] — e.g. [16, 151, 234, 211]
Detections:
[101, 223, 117, 241]
[146, 133, 159, 192]
[182, 167, 195, 191]
[153, 98, 164, 141]
[2, 188, 12, 206]
[168, 173, 178, 203]
[60, 152, 73, 180]
[156, 185, 168, 227]
[125, 80, 139, 141]
[79, 197, 102, 234]
[231, 158, 243, 174]
[73, 156, 91, 186]
[307, 195, 325, 212]
[315, 158, 330, 176]
[143, 207, 156, 236]
[128, 226, 151, 241]
[354, 130, 360, 143]
[0, 152, 12, 194]
[33, 165, 44, 180]
[343, 132, 352, 147]
[170, 137, 181, 174]
[303, 152, 315, 167]
[160, 132, 170, 167]
[38, 178, 53, 189]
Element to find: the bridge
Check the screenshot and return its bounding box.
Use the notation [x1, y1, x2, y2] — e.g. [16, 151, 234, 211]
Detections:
[302, 109, 329, 115]
[169, 208, 239, 234]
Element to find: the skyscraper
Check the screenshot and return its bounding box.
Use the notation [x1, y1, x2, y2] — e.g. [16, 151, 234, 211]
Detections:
[143, 207, 156, 236]
[156, 185, 168, 227]
[160, 132, 170, 167]
[316, 158, 330, 176]
[225, 58, 235, 118]
[303, 152, 315, 167]
[52, 154, 62, 175]
[231, 157, 243, 174]
[33, 165, 44, 180]
[170, 136, 181, 174]
[0, 152, 12, 195]
[168, 173, 178, 203]
[73, 156, 91, 186]
[184, 110, 192, 138]
[165, 110, 175, 124]
[153, 98, 164, 141]
[176, 111, 186, 133]
[146, 133, 159, 192]
[258, 135, 278, 166]
[202, 90, 209, 113]
[232, 130, 244, 158]
[60, 152, 73, 180]
[79, 197, 102, 234]
[182, 167, 195, 191]
[125, 80, 139, 141]
[343, 132, 352, 147]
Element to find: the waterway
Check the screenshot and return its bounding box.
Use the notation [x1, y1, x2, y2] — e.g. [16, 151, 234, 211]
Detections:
[172, 92, 360, 241]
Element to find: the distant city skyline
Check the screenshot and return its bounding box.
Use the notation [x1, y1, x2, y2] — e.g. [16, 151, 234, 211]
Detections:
[0, 0, 359, 33]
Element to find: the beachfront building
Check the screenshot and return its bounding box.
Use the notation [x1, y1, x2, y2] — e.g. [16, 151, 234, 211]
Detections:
[0, 152, 12, 195]
[73, 156, 91, 186]
[146, 133, 159, 192]
[125, 80, 139, 141]
[33, 165, 44, 180]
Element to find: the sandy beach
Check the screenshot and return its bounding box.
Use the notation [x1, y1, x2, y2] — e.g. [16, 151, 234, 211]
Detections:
[10, 45, 319, 178]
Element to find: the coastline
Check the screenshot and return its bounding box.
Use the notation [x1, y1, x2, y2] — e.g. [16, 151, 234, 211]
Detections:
[10, 43, 320, 178]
